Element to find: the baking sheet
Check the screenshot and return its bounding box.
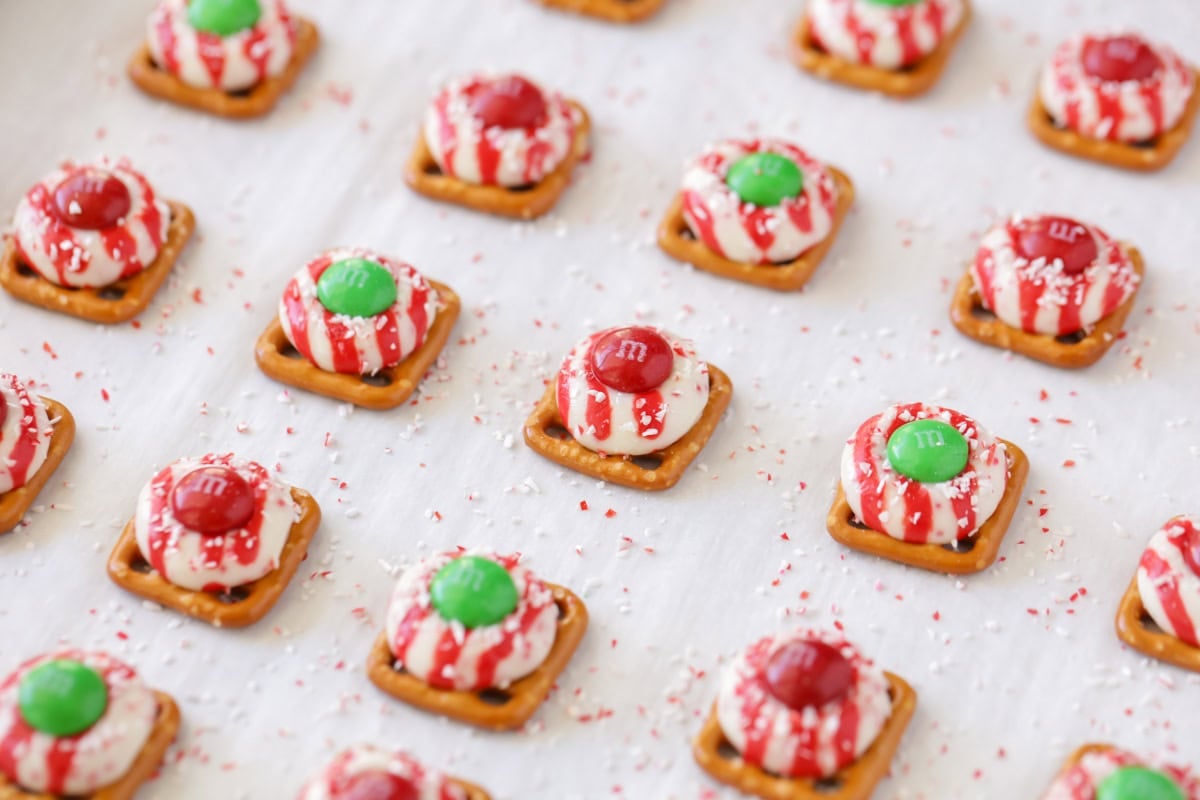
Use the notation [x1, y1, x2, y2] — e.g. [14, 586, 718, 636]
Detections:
[2, 0, 1199, 797]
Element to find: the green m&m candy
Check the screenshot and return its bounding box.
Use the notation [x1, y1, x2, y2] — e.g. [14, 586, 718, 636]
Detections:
[725, 153, 803, 208]
[886, 419, 969, 483]
[316, 258, 398, 318]
[18, 660, 108, 737]
[188, 0, 263, 37]
[430, 556, 519, 629]
[1097, 767, 1186, 800]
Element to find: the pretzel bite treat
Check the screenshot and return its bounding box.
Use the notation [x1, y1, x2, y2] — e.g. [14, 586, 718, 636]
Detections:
[0, 650, 179, 798]
[951, 214, 1144, 368]
[405, 73, 591, 219]
[0, 374, 75, 534]
[1, 158, 194, 323]
[657, 138, 854, 291]
[366, 551, 588, 731]
[129, 0, 320, 118]
[523, 325, 732, 490]
[793, 0, 971, 98]
[254, 247, 460, 410]
[1029, 32, 1199, 170]
[692, 629, 915, 800]
[827, 402, 1028, 574]
[297, 745, 490, 800]
[1043, 744, 1198, 800]
[534, 0, 666, 24]
[106, 453, 321, 627]
[1116, 516, 1200, 673]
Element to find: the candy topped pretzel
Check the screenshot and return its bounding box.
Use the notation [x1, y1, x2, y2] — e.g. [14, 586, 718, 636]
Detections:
[0, 374, 75, 534]
[297, 745, 491, 800]
[1043, 744, 1198, 800]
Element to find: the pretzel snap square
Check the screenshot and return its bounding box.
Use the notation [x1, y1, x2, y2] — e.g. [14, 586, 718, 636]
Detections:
[0, 690, 179, 800]
[523, 364, 732, 492]
[404, 101, 591, 220]
[535, 0, 666, 23]
[692, 672, 916, 800]
[106, 489, 321, 628]
[366, 584, 588, 731]
[0, 201, 194, 324]
[1027, 72, 1200, 172]
[0, 399, 75, 535]
[950, 247, 1144, 369]
[657, 168, 855, 292]
[826, 440, 1028, 575]
[791, 1, 971, 98]
[127, 17, 320, 119]
[255, 280, 461, 410]
[1115, 576, 1200, 673]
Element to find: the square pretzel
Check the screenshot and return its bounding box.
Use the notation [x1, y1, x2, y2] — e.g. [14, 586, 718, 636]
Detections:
[1044, 744, 1116, 792]
[826, 440, 1029, 575]
[534, 0, 666, 23]
[693, 672, 916, 800]
[523, 365, 733, 492]
[656, 168, 855, 292]
[950, 247, 1144, 369]
[0, 690, 179, 800]
[366, 584, 588, 731]
[1027, 70, 1200, 172]
[1115, 576, 1200, 673]
[791, 1, 971, 98]
[0, 202, 194, 324]
[404, 102, 591, 220]
[127, 17, 320, 119]
[254, 281, 460, 410]
[0, 399, 75, 535]
[106, 489, 321, 628]
[447, 779, 491, 800]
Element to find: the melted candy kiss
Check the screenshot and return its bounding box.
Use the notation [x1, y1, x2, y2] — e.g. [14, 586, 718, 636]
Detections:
[51, 170, 131, 230]
[1013, 216, 1098, 276]
[471, 75, 548, 130]
[589, 327, 674, 394]
[764, 640, 854, 711]
[170, 466, 256, 535]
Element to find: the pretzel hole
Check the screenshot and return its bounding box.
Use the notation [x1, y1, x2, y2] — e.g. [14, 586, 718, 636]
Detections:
[16, 263, 37, 278]
[279, 342, 305, 361]
[507, 184, 535, 194]
[477, 688, 511, 706]
[969, 303, 996, 322]
[97, 286, 127, 301]
[553, 597, 568, 620]
[544, 423, 571, 441]
[631, 453, 663, 471]
[129, 554, 154, 574]
[814, 776, 844, 792]
[1055, 330, 1087, 345]
[227, 87, 253, 100]
[942, 536, 976, 554]
[1138, 610, 1165, 634]
[422, 160, 443, 177]
[360, 372, 392, 387]
[847, 514, 872, 531]
[716, 739, 740, 761]
[213, 586, 252, 604]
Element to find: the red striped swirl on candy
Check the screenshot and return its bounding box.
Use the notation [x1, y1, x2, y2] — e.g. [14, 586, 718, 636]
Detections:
[0, 375, 52, 495]
[0, 651, 157, 796]
[147, 0, 297, 92]
[970, 215, 1139, 338]
[1043, 748, 1198, 800]
[384, 552, 558, 692]
[134, 453, 298, 592]
[11, 158, 169, 289]
[839, 403, 1008, 545]
[1039, 32, 1195, 144]
[555, 326, 709, 457]
[715, 629, 892, 779]
[1137, 516, 1200, 648]
[682, 139, 839, 265]
[297, 745, 467, 800]
[278, 247, 439, 376]
[423, 73, 579, 188]
[807, 0, 965, 70]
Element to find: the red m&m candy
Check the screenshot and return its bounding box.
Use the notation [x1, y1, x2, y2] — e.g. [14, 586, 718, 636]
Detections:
[51, 170, 131, 230]
[764, 640, 854, 711]
[1013, 216, 1098, 275]
[589, 327, 674, 394]
[470, 75, 548, 130]
[337, 771, 419, 800]
[1083, 35, 1163, 83]
[170, 466, 255, 535]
